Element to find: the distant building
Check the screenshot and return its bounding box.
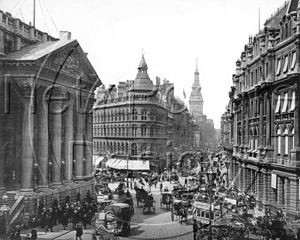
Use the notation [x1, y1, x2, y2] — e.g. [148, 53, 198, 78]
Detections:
[93, 55, 170, 173]
[0, 10, 100, 225]
[189, 59, 216, 148]
[221, 0, 300, 219]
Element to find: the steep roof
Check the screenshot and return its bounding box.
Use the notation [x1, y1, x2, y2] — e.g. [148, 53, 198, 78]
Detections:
[129, 55, 154, 92]
[2, 39, 75, 61]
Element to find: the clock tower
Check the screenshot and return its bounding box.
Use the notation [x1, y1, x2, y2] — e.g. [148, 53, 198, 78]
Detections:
[189, 59, 204, 123]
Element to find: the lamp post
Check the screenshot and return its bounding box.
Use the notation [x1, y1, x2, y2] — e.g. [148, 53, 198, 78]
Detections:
[206, 167, 216, 240]
[73, 159, 76, 181]
[48, 161, 53, 187]
[61, 160, 65, 184]
[33, 163, 38, 191]
[224, 158, 230, 188]
[127, 154, 130, 188]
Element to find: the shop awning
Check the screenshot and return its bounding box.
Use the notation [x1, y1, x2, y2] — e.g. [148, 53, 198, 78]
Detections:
[109, 159, 150, 171]
[93, 156, 105, 167]
[106, 158, 119, 168]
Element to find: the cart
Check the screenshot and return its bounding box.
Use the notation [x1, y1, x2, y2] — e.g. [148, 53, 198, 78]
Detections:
[143, 195, 155, 214]
[135, 188, 148, 207]
[160, 192, 173, 210]
[103, 203, 132, 236]
[171, 199, 188, 225]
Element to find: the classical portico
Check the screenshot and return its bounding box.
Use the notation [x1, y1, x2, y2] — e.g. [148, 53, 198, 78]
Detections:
[0, 37, 101, 195]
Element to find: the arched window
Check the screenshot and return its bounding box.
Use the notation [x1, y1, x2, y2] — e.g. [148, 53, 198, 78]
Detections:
[150, 125, 155, 136]
[122, 125, 125, 136]
[284, 128, 289, 156]
[107, 113, 110, 122]
[117, 142, 120, 153]
[114, 142, 117, 153]
[131, 143, 137, 156]
[141, 109, 147, 120]
[121, 142, 124, 154]
[118, 125, 121, 136]
[111, 110, 114, 122]
[277, 128, 281, 156]
[122, 110, 125, 121]
[115, 110, 118, 121]
[141, 143, 147, 152]
[107, 125, 110, 136]
[132, 125, 137, 136]
[141, 125, 147, 136]
[132, 109, 138, 120]
[125, 143, 129, 154]
[126, 124, 129, 136]
[103, 125, 106, 136]
[119, 111, 122, 121]
[126, 109, 130, 121]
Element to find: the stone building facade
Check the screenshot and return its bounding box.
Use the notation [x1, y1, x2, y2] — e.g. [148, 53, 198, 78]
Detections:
[222, 0, 300, 219]
[94, 55, 170, 172]
[0, 10, 100, 227]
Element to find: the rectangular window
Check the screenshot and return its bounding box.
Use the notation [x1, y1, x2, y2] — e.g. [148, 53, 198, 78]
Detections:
[283, 56, 289, 73]
[275, 95, 281, 113]
[291, 52, 296, 70]
[285, 135, 289, 155]
[281, 93, 288, 113]
[276, 59, 282, 75]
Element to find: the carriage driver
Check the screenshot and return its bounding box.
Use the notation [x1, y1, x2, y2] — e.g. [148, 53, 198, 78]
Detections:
[125, 190, 132, 198]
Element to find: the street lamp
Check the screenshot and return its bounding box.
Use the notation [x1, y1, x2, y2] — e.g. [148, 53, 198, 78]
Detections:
[127, 154, 130, 188]
[61, 160, 65, 183]
[224, 158, 230, 188]
[48, 161, 53, 186]
[33, 163, 38, 191]
[206, 167, 216, 240]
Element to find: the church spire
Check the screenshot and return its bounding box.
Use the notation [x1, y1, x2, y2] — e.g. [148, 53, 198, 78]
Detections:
[192, 58, 200, 88]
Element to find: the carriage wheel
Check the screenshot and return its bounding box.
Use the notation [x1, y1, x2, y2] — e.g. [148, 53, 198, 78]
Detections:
[262, 229, 272, 240]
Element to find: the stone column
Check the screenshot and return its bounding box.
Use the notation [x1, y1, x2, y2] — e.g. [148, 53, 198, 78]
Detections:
[50, 101, 62, 187]
[291, 85, 300, 166]
[75, 111, 84, 180]
[277, 176, 282, 205]
[20, 95, 35, 192]
[85, 111, 93, 177]
[290, 177, 298, 213]
[258, 95, 264, 159]
[37, 96, 49, 190]
[64, 103, 74, 182]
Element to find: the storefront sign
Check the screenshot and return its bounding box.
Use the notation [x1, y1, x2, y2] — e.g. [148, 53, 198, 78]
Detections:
[193, 201, 210, 210]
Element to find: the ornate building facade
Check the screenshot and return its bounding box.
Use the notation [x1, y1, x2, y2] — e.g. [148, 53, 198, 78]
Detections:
[0, 10, 100, 227]
[221, 0, 300, 219]
[93, 55, 170, 172]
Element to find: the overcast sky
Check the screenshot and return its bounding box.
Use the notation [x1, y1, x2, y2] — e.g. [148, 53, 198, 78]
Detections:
[1, 0, 286, 128]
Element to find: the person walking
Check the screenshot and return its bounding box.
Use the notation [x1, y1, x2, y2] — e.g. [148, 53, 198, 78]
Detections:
[193, 219, 198, 240]
[75, 224, 83, 240]
[160, 182, 163, 193]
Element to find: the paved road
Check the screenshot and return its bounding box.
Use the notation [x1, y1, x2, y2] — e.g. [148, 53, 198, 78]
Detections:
[1, 176, 265, 239]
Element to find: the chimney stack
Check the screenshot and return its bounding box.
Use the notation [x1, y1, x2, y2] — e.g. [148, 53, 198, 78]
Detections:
[59, 31, 71, 40]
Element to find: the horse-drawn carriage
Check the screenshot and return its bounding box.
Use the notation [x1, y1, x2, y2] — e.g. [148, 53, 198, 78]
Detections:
[143, 194, 155, 214]
[160, 192, 173, 210]
[135, 188, 148, 207]
[104, 203, 132, 236]
[95, 182, 109, 195]
[171, 199, 188, 224]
